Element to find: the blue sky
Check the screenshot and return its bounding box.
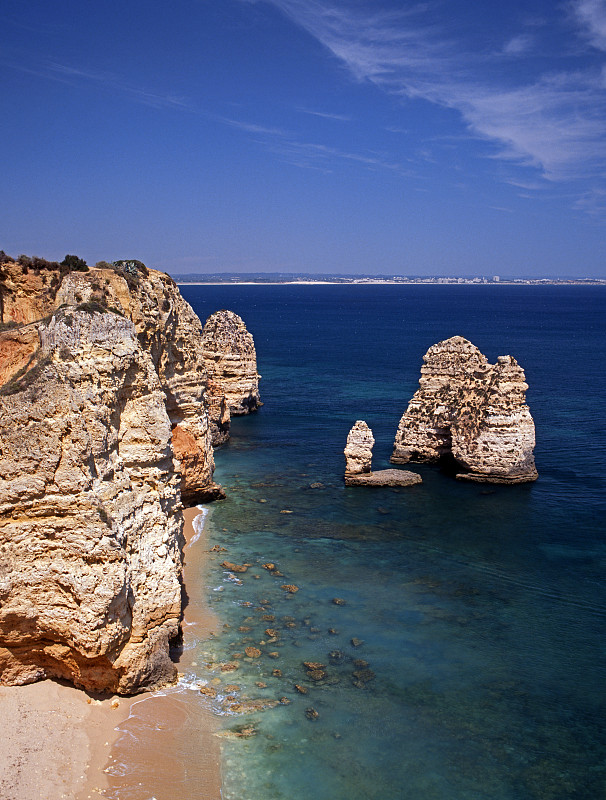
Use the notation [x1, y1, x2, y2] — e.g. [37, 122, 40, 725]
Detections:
[2, 0, 606, 277]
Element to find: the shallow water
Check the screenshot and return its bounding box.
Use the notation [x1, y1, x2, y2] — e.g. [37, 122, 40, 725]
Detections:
[129, 285, 606, 799]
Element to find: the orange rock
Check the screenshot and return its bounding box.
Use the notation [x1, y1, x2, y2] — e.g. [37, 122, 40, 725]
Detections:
[221, 561, 248, 573]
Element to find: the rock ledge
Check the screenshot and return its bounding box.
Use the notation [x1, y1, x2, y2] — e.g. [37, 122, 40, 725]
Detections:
[345, 469, 422, 487]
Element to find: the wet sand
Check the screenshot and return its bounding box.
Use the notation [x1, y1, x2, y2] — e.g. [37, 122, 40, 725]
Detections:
[0, 506, 222, 800]
[100, 505, 222, 800]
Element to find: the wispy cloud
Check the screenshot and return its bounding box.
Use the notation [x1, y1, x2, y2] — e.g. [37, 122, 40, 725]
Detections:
[296, 106, 351, 121]
[503, 34, 535, 56]
[573, 0, 606, 50]
[574, 187, 606, 214]
[8, 59, 189, 110]
[257, 0, 606, 189]
[505, 178, 545, 191]
[9, 53, 405, 179]
[214, 115, 292, 137]
[266, 138, 411, 174]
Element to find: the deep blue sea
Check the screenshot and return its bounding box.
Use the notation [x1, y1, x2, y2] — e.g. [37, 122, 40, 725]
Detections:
[180, 285, 606, 800]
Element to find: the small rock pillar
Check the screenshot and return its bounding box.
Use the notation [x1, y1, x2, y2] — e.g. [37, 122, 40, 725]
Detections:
[344, 421, 375, 476]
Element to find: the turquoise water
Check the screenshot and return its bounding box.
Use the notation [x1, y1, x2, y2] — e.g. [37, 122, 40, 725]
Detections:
[184, 285, 606, 800]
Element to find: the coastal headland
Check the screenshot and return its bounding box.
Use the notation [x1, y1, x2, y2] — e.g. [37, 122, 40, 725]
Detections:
[0, 252, 261, 796]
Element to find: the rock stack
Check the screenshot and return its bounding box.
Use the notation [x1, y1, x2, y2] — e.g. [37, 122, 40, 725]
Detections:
[344, 420, 375, 476]
[391, 336, 538, 483]
[344, 421, 422, 487]
[202, 310, 261, 445]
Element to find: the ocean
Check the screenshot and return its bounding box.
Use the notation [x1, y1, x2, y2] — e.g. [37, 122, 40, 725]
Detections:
[127, 285, 606, 799]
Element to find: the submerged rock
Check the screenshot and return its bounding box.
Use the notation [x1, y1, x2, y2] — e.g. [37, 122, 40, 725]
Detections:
[391, 336, 538, 483]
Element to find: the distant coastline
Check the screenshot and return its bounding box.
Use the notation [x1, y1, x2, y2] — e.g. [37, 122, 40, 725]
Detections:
[175, 276, 606, 286]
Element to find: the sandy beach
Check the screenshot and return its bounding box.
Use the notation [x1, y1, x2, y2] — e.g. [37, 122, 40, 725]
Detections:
[0, 506, 222, 800]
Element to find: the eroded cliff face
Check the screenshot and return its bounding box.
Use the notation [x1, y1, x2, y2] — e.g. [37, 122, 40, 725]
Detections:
[55, 267, 223, 502]
[0, 310, 183, 693]
[0, 260, 58, 324]
[391, 336, 537, 483]
[201, 310, 261, 445]
[0, 257, 237, 693]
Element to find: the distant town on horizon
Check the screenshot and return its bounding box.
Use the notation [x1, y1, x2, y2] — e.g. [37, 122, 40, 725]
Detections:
[172, 272, 606, 286]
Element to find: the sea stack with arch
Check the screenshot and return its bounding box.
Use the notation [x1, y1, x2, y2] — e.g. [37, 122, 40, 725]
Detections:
[344, 421, 422, 487]
[391, 336, 538, 484]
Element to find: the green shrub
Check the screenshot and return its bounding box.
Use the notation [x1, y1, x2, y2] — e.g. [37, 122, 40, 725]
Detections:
[113, 259, 148, 276]
[61, 254, 89, 272]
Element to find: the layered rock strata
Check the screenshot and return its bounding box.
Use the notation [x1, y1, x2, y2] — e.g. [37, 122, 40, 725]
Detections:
[202, 310, 261, 445]
[0, 309, 183, 693]
[391, 336, 538, 483]
[55, 267, 223, 502]
[344, 421, 422, 487]
[0, 256, 244, 693]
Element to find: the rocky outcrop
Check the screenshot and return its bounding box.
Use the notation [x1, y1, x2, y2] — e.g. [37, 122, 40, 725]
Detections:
[0, 260, 58, 324]
[0, 309, 183, 693]
[55, 267, 223, 502]
[344, 421, 375, 475]
[0, 255, 250, 694]
[202, 310, 261, 444]
[391, 336, 537, 483]
[344, 421, 422, 487]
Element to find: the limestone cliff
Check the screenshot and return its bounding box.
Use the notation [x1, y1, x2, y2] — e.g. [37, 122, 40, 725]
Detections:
[391, 336, 537, 483]
[0, 256, 235, 693]
[0, 309, 183, 693]
[0, 259, 58, 324]
[201, 310, 261, 445]
[54, 266, 223, 502]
